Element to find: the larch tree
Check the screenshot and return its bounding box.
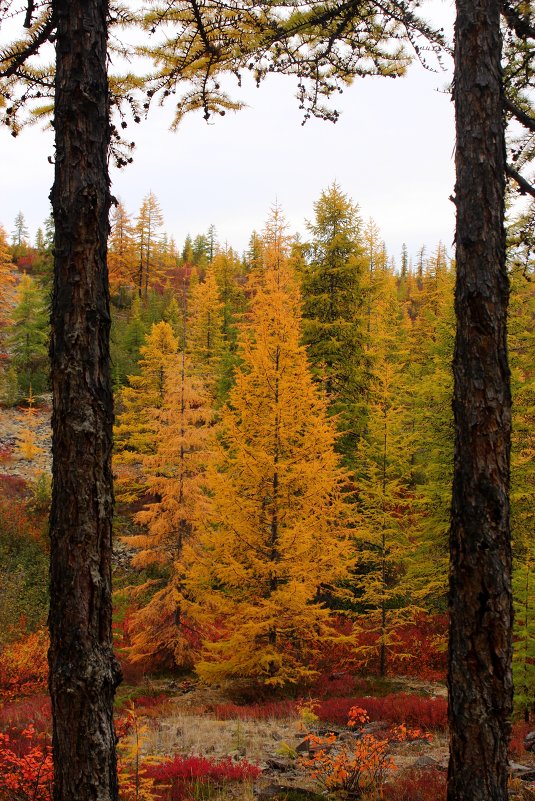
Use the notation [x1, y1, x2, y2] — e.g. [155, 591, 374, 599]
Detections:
[108, 201, 136, 292]
[48, 4, 122, 798]
[353, 265, 420, 677]
[186, 265, 225, 393]
[9, 274, 49, 398]
[509, 254, 535, 721]
[135, 192, 164, 301]
[448, 1, 513, 799]
[114, 321, 179, 502]
[179, 210, 351, 687]
[125, 346, 215, 670]
[0, 0, 122, 798]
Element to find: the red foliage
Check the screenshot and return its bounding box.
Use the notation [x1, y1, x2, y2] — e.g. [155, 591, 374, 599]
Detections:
[0, 695, 51, 732]
[383, 768, 446, 801]
[0, 474, 29, 501]
[318, 694, 448, 731]
[309, 614, 447, 682]
[0, 724, 53, 801]
[0, 444, 14, 462]
[213, 700, 296, 721]
[213, 693, 446, 731]
[145, 754, 261, 800]
[509, 720, 534, 759]
[309, 670, 360, 699]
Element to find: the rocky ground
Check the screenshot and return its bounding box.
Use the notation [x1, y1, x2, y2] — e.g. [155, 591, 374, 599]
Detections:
[0, 400, 52, 480]
[123, 679, 535, 799]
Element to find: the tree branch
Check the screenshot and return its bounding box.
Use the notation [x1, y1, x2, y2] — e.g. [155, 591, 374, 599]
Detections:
[506, 163, 535, 199]
[0, 16, 55, 79]
[501, 1, 535, 40]
[504, 96, 535, 132]
[23, 0, 35, 28]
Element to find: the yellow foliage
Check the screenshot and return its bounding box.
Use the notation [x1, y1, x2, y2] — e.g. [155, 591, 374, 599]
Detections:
[179, 207, 352, 687]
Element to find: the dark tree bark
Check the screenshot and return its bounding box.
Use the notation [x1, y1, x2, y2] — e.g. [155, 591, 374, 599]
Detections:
[448, 2, 513, 800]
[48, 2, 121, 800]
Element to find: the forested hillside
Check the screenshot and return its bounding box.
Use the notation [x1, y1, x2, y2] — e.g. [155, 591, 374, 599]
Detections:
[0, 186, 533, 800]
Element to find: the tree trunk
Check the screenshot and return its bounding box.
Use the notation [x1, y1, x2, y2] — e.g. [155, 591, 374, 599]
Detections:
[448, 2, 513, 800]
[48, 2, 121, 800]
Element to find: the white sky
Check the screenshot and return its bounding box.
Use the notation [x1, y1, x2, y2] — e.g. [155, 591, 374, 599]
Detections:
[0, 1, 456, 265]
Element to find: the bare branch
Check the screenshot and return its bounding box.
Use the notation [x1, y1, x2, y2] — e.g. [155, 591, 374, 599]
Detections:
[504, 96, 535, 133]
[24, 0, 35, 28]
[506, 163, 535, 199]
[501, 1, 535, 40]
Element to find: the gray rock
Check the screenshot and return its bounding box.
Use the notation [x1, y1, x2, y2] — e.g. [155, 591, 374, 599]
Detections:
[413, 755, 440, 769]
[265, 758, 295, 772]
[509, 761, 535, 782]
[524, 731, 535, 752]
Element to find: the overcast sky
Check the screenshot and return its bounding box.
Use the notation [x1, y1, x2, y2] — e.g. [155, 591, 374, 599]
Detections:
[0, 1, 456, 266]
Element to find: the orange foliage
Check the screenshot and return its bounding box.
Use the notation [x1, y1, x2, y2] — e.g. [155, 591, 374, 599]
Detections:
[0, 725, 52, 801]
[0, 629, 49, 700]
[301, 705, 432, 798]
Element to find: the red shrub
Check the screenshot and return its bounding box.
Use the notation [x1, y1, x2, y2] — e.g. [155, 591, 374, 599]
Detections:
[306, 614, 447, 682]
[318, 694, 448, 731]
[0, 444, 13, 462]
[0, 725, 53, 801]
[0, 474, 28, 500]
[0, 695, 51, 732]
[383, 768, 446, 801]
[509, 720, 534, 759]
[213, 700, 296, 720]
[145, 754, 261, 800]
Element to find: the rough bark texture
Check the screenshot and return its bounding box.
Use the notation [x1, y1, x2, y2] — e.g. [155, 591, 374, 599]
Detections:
[48, 2, 121, 800]
[448, 2, 513, 800]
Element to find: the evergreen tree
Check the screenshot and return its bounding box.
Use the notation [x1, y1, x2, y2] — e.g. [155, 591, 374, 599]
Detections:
[180, 208, 350, 687]
[126, 350, 215, 669]
[9, 275, 49, 397]
[32, 215, 54, 292]
[353, 267, 421, 675]
[0, 225, 15, 344]
[11, 211, 30, 260]
[403, 248, 455, 608]
[300, 184, 368, 463]
[186, 265, 224, 393]
[135, 192, 164, 300]
[114, 321, 179, 501]
[108, 200, 136, 292]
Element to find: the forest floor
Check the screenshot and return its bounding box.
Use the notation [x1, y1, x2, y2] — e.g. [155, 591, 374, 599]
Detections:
[113, 676, 535, 800]
[0, 401, 51, 479]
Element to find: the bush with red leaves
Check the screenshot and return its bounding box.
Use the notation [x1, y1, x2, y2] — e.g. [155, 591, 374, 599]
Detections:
[318, 693, 448, 731]
[383, 768, 446, 801]
[0, 694, 51, 732]
[145, 754, 261, 800]
[213, 699, 296, 721]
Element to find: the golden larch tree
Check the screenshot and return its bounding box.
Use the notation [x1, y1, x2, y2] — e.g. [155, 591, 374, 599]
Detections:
[125, 346, 215, 669]
[180, 208, 351, 688]
[114, 321, 178, 501]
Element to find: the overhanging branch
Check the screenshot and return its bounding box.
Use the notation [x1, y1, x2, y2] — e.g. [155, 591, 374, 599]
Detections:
[506, 163, 535, 199]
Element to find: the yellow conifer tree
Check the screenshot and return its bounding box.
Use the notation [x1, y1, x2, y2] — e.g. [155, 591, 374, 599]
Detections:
[125, 348, 215, 668]
[180, 209, 351, 687]
[114, 321, 178, 501]
[108, 201, 136, 291]
[17, 386, 43, 462]
[186, 265, 224, 392]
